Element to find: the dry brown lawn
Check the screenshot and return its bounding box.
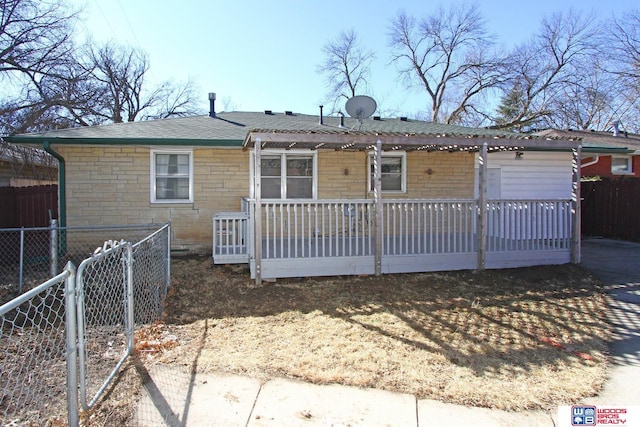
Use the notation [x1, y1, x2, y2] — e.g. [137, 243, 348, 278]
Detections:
[166, 257, 608, 409]
[88, 256, 610, 424]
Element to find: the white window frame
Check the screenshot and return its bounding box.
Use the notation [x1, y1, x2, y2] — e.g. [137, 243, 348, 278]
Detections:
[367, 151, 407, 194]
[611, 156, 633, 175]
[150, 149, 194, 203]
[250, 149, 318, 200]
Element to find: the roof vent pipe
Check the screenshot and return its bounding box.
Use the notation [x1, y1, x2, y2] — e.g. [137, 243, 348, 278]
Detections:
[613, 121, 620, 137]
[338, 111, 345, 127]
[208, 92, 216, 118]
[319, 105, 324, 125]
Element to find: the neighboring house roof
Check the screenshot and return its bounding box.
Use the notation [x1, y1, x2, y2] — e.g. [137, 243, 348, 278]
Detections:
[535, 129, 640, 154]
[4, 112, 582, 152]
[0, 140, 56, 167]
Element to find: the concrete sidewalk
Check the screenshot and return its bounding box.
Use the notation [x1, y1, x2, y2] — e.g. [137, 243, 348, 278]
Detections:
[131, 238, 640, 426]
[132, 367, 558, 426]
[579, 238, 640, 409]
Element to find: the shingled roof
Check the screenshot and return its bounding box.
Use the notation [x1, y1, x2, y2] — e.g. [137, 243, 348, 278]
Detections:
[536, 129, 639, 154]
[4, 111, 584, 151]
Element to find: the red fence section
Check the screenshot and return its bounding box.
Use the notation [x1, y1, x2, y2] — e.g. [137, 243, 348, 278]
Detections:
[581, 178, 640, 242]
[0, 185, 58, 228]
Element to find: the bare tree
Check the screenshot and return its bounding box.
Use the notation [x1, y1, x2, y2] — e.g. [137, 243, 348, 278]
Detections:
[0, 0, 77, 77]
[82, 43, 201, 123]
[317, 29, 375, 112]
[0, 139, 57, 181]
[1, 56, 106, 133]
[1, 1, 201, 134]
[1, 40, 203, 133]
[1, 0, 81, 133]
[220, 96, 239, 112]
[145, 78, 202, 120]
[598, 9, 640, 132]
[541, 57, 622, 131]
[492, 10, 598, 130]
[388, 4, 504, 124]
[606, 9, 640, 83]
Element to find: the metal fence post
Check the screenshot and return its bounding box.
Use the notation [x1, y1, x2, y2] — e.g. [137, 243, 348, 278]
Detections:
[50, 219, 59, 277]
[125, 243, 134, 352]
[18, 227, 25, 294]
[64, 261, 79, 427]
[166, 222, 171, 293]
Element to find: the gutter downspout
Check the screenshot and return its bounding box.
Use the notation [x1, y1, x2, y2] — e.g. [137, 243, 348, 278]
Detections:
[42, 141, 66, 228]
[580, 155, 599, 169]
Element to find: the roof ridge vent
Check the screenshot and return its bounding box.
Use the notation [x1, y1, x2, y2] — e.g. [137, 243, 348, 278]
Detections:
[400, 116, 408, 121]
[285, 111, 293, 115]
[373, 116, 381, 121]
[264, 110, 273, 115]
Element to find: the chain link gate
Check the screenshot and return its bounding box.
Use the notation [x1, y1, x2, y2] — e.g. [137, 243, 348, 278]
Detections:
[1, 223, 170, 425]
[76, 240, 134, 410]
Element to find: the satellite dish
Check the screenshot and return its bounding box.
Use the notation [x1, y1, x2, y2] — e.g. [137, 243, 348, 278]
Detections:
[345, 95, 377, 121]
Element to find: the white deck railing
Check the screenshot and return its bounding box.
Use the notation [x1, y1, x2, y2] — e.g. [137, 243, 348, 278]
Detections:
[213, 198, 574, 274]
[382, 200, 477, 255]
[486, 200, 572, 252]
[260, 200, 373, 258]
[241, 199, 480, 259]
[212, 212, 248, 264]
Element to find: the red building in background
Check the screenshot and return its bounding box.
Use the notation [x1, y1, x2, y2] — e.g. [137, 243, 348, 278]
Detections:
[537, 127, 640, 178]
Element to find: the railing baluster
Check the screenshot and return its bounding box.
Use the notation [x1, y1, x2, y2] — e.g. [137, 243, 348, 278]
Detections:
[367, 201, 371, 254]
[247, 197, 569, 267]
[429, 203, 434, 253]
[313, 203, 318, 258]
[307, 203, 312, 257]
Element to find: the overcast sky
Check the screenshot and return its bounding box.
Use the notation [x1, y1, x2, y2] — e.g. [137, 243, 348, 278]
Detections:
[70, 0, 637, 118]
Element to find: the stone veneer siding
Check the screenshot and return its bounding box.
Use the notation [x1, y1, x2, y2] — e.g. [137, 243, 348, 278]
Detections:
[317, 150, 474, 199]
[56, 145, 475, 252]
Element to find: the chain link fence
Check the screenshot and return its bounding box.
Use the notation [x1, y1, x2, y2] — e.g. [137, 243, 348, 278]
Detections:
[0, 223, 167, 303]
[0, 269, 73, 426]
[0, 223, 170, 426]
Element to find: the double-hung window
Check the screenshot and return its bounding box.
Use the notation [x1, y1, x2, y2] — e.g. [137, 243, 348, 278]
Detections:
[257, 151, 316, 199]
[368, 152, 406, 193]
[151, 149, 193, 203]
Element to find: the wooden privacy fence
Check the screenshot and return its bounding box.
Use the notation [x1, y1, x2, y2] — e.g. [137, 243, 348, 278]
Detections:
[0, 185, 58, 267]
[581, 178, 640, 242]
[0, 185, 58, 228]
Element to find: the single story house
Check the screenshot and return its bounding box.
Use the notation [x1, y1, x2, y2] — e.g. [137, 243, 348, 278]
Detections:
[536, 128, 640, 178]
[5, 102, 587, 284]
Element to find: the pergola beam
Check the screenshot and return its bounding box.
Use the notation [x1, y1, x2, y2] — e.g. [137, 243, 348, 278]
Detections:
[477, 142, 488, 270]
[244, 131, 581, 152]
[254, 138, 262, 286]
[373, 140, 382, 276]
[571, 146, 582, 264]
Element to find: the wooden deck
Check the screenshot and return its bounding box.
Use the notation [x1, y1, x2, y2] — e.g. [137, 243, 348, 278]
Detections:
[213, 199, 574, 280]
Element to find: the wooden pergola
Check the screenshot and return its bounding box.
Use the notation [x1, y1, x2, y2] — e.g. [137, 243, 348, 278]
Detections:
[243, 130, 582, 285]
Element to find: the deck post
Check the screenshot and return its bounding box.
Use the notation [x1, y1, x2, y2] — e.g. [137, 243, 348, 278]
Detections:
[374, 139, 383, 276]
[254, 138, 262, 285]
[571, 145, 582, 263]
[477, 142, 488, 270]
